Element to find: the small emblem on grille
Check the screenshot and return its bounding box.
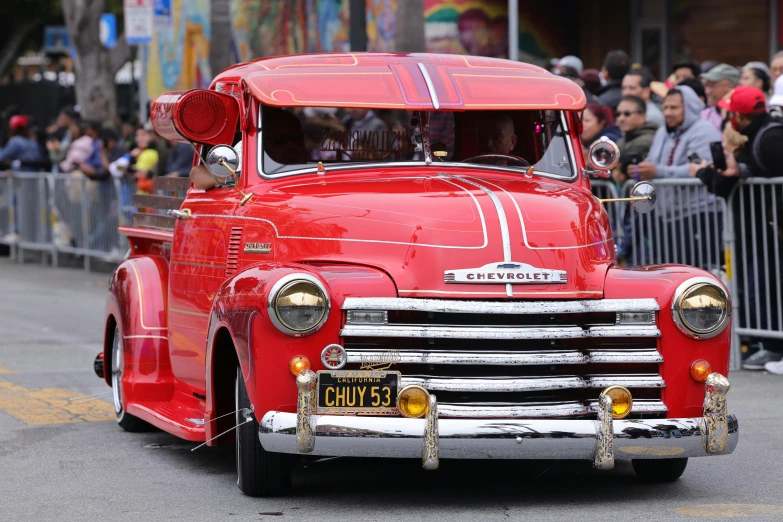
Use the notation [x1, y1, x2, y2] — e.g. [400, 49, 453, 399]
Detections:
[444, 262, 567, 284]
[321, 344, 347, 369]
[244, 242, 272, 254]
[360, 351, 401, 370]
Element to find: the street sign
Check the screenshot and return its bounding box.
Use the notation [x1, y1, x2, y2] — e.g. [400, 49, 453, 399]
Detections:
[124, 0, 154, 45]
[100, 13, 117, 49]
[43, 26, 70, 54]
[153, 0, 172, 30]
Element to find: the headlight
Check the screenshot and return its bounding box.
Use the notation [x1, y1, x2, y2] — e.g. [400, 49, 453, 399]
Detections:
[672, 278, 730, 339]
[268, 274, 330, 335]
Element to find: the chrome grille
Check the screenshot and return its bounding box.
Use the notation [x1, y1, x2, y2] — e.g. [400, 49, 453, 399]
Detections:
[340, 297, 666, 419]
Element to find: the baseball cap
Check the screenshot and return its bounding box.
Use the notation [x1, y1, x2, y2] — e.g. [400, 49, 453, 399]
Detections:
[769, 75, 783, 107]
[701, 63, 740, 85]
[557, 55, 583, 75]
[717, 85, 767, 114]
[9, 115, 29, 129]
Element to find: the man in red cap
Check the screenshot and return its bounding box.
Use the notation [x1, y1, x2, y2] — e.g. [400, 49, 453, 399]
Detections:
[0, 115, 43, 170]
[693, 85, 783, 373]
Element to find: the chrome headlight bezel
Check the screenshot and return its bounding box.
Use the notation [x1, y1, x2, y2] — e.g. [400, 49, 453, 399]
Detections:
[267, 273, 330, 336]
[671, 277, 730, 339]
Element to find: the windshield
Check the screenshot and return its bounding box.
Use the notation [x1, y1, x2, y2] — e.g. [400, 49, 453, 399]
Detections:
[258, 106, 574, 179]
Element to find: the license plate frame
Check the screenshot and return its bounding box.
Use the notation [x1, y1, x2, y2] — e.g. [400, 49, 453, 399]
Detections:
[315, 370, 401, 415]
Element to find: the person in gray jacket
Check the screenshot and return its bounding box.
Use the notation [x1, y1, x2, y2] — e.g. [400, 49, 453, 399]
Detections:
[633, 85, 723, 269]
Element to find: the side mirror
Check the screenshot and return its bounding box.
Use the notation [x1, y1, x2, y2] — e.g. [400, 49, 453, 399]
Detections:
[588, 136, 620, 172]
[205, 144, 253, 206]
[206, 145, 239, 179]
[630, 181, 656, 214]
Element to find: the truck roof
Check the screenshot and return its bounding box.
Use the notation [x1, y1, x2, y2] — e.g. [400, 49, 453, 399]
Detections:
[214, 52, 586, 112]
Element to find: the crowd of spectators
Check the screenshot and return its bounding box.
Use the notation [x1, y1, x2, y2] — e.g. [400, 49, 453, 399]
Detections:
[551, 50, 783, 374]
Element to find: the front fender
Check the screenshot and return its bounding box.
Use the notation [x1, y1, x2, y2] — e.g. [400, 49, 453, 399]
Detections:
[604, 265, 731, 418]
[205, 262, 396, 434]
[105, 256, 173, 401]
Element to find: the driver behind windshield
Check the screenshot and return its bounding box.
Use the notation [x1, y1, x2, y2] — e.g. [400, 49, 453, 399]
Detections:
[477, 112, 518, 160]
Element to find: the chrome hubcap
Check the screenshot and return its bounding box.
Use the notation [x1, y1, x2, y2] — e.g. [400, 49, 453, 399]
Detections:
[111, 329, 123, 415]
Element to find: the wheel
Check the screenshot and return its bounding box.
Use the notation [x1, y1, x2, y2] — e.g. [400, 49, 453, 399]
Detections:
[111, 326, 151, 432]
[632, 458, 689, 482]
[235, 366, 292, 496]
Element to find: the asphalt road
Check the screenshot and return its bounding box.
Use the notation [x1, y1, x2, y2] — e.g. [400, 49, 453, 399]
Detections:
[1, 258, 782, 522]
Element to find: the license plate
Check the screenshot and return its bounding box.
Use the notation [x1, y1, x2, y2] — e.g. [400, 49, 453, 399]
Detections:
[316, 370, 400, 415]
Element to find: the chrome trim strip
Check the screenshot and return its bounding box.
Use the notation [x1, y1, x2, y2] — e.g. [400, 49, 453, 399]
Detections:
[586, 349, 663, 364]
[417, 63, 440, 110]
[439, 401, 590, 418]
[588, 399, 668, 414]
[397, 375, 664, 392]
[346, 349, 587, 366]
[442, 174, 514, 296]
[401, 375, 586, 392]
[340, 324, 661, 339]
[345, 349, 662, 366]
[342, 297, 660, 314]
[586, 375, 665, 388]
[260, 413, 739, 460]
[701, 372, 731, 454]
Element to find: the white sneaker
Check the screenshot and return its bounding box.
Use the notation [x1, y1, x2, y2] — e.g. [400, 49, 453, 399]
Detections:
[764, 359, 783, 375]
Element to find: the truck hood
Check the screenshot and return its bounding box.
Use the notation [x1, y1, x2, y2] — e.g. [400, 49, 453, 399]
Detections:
[252, 168, 614, 298]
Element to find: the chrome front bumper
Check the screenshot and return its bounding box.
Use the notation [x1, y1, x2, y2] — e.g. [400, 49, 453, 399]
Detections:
[259, 372, 738, 469]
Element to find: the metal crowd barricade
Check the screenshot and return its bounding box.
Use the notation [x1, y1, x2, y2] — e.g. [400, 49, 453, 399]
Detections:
[727, 178, 783, 348]
[3, 171, 133, 270]
[591, 179, 623, 240]
[617, 178, 727, 275]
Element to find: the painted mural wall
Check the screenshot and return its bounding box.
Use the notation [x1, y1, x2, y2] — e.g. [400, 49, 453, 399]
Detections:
[230, 0, 351, 63]
[423, 0, 567, 65]
[146, 0, 212, 100]
[366, 0, 397, 52]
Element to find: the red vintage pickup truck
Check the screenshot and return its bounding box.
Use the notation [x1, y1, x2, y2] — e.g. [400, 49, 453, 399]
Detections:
[94, 53, 737, 496]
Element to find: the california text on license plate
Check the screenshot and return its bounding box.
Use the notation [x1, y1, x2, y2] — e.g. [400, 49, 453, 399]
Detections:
[316, 370, 401, 415]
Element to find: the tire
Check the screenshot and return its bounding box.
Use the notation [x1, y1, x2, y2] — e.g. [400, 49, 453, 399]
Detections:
[111, 326, 152, 432]
[632, 458, 689, 482]
[235, 366, 292, 496]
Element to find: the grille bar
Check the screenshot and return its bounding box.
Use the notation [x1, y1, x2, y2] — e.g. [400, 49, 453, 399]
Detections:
[399, 375, 664, 392]
[346, 348, 662, 365]
[438, 399, 668, 418]
[341, 324, 660, 339]
[342, 297, 660, 315]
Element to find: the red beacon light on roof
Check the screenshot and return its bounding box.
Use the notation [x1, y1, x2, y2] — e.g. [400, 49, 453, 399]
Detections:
[150, 89, 240, 146]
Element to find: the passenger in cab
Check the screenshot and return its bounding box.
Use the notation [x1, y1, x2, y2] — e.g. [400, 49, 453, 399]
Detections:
[476, 112, 518, 156]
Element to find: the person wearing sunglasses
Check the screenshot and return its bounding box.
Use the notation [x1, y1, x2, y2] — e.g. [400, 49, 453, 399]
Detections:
[613, 95, 659, 186]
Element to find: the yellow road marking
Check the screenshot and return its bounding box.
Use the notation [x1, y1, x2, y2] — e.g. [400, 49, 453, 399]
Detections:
[675, 504, 783, 517]
[0, 381, 114, 425]
[0, 366, 16, 374]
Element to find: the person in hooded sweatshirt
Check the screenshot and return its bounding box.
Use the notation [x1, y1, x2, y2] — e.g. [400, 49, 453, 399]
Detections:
[633, 85, 723, 268]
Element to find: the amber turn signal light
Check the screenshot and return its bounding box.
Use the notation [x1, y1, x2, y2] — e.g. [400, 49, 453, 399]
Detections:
[600, 385, 633, 419]
[289, 355, 311, 376]
[690, 359, 712, 382]
[397, 385, 430, 418]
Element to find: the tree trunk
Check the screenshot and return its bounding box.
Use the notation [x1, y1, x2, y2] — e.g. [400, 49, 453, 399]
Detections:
[0, 21, 38, 79]
[62, 0, 131, 124]
[209, 0, 233, 79]
[395, 0, 425, 53]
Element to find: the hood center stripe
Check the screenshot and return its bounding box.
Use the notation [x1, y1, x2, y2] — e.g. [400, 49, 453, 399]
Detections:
[442, 174, 513, 297]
